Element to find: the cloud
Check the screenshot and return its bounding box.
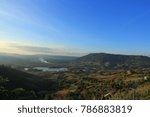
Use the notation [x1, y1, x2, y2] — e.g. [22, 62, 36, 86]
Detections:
[10, 44, 63, 54]
[8, 43, 86, 56]
[11, 45, 53, 53]
[0, 41, 87, 56]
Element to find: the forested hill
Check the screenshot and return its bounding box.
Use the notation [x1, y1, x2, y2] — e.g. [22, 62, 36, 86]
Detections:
[74, 53, 150, 69]
[0, 66, 57, 99]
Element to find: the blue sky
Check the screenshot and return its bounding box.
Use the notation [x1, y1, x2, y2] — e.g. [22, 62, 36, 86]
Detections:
[0, 0, 150, 56]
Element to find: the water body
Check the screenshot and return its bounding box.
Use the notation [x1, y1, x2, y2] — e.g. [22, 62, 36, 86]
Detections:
[39, 58, 49, 64]
[33, 67, 68, 72]
[24, 68, 29, 71]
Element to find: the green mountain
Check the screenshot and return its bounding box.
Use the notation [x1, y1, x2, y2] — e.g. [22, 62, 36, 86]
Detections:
[74, 53, 150, 69]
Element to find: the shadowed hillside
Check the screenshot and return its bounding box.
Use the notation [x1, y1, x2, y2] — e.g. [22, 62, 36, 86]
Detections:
[0, 66, 58, 99]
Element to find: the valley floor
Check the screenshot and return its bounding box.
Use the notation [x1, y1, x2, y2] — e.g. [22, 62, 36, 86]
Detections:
[30, 68, 150, 100]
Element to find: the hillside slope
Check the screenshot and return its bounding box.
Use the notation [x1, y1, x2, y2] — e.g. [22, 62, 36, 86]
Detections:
[74, 53, 150, 69]
[0, 66, 57, 99]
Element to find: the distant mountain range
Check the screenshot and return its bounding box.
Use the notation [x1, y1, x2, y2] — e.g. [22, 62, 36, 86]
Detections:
[0, 52, 150, 69]
[0, 53, 77, 66]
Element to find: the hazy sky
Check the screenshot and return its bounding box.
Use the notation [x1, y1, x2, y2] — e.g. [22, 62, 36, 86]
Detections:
[0, 0, 150, 56]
